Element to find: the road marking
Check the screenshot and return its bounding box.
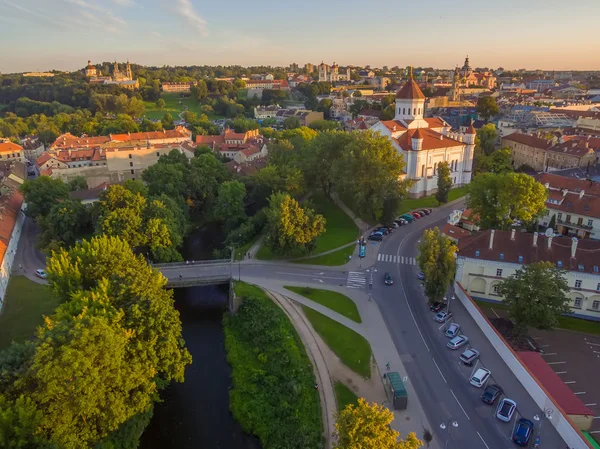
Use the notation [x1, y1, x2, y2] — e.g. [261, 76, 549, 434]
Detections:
[377, 254, 382, 261]
[275, 272, 345, 280]
[565, 381, 576, 384]
[594, 351, 600, 355]
[587, 342, 600, 347]
[432, 358, 447, 383]
[450, 389, 470, 420]
[346, 272, 366, 289]
[593, 416, 600, 419]
[585, 403, 597, 406]
[547, 361, 566, 365]
[555, 371, 567, 374]
[491, 308, 500, 318]
[575, 392, 587, 395]
[312, 279, 323, 283]
[540, 344, 550, 347]
[477, 431, 491, 449]
[590, 431, 600, 434]
[541, 352, 558, 356]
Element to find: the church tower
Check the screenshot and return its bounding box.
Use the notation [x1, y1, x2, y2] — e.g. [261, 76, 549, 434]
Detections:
[113, 60, 121, 79]
[462, 124, 476, 183]
[451, 67, 460, 102]
[126, 60, 133, 81]
[394, 68, 426, 123]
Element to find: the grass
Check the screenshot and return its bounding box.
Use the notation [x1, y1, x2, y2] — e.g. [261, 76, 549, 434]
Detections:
[284, 286, 361, 323]
[302, 306, 372, 378]
[293, 245, 355, 266]
[256, 193, 358, 261]
[474, 299, 600, 336]
[143, 92, 223, 121]
[0, 276, 60, 350]
[234, 235, 260, 261]
[399, 186, 469, 215]
[334, 381, 359, 412]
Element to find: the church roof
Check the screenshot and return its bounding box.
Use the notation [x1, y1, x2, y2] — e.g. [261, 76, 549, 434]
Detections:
[397, 128, 464, 151]
[466, 125, 477, 135]
[412, 128, 425, 139]
[396, 78, 425, 100]
[380, 120, 407, 133]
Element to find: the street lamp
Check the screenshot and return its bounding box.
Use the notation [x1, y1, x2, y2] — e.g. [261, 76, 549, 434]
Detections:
[440, 419, 458, 449]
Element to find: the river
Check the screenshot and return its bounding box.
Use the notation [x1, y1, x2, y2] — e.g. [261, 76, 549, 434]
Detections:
[139, 285, 261, 449]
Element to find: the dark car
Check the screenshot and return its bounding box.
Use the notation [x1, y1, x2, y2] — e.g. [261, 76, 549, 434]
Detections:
[424, 208, 432, 214]
[417, 271, 425, 280]
[418, 210, 429, 216]
[481, 384, 503, 405]
[376, 227, 390, 235]
[512, 419, 534, 447]
[429, 302, 446, 312]
[394, 218, 407, 226]
[368, 233, 383, 241]
[384, 273, 393, 285]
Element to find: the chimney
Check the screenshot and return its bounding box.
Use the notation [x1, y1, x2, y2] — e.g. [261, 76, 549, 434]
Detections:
[571, 237, 578, 258]
[489, 229, 495, 249]
[533, 232, 538, 247]
[579, 190, 585, 199]
[547, 235, 553, 249]
[510, 228, 516, 240]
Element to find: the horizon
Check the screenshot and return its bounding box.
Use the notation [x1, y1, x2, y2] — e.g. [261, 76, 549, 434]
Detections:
[1, 0, 599, 74]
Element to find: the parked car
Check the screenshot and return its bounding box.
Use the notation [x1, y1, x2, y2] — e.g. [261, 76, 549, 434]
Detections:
[411, 212, 422, 219]
[418, 209, 429, 216]
[368, 233, 383, 242]
[429, 302, 446, 312]
[417, 271, 425, 280]
[447, 335, 469, 350]
[424, 208, 432, 214]
[481, 384, 503, 404]
[496, 398, 516, 422]
[388, 222, 399, 228]
[394, 218, 407, 226]
[512, 419, 534, 447]
[445, 323, 461, 338]
[376, 227, 390, 235]
[384, 273, 393, 285]
[433, 311, 453, 323]
[400, 214, 414, 223]
[459, 348, 480, 366]
[35, 269, 47, 279]
[470, 368, 491, 388]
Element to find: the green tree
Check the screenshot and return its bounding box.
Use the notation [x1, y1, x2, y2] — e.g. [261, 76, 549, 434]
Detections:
[19, 176, 70, 219]
[187, 153, 230, 216]
[161, 113, 174, 130]
[67, 176, 88, 191]
[264, 192, 325, 254]
[548, 213, 556, 230]
[38, 199, 91, 250]
[214, 180, 246, 231]
[481, 147, 513, 174]
[283, 116, 301, 129]
[417, 227, 457, 303]
[435, 161, 452, 204]
[475, 123, 498, 156]
[476, 96, 499, 122]
[191, 80, 208, 101]
[308, 119, 340, 131]
[156, 98, 166, 110]
[497, 262, 570, 337]
[230, 117, 259, 133]
[316, 99, 333, 118]
[467, 172, 547, 230]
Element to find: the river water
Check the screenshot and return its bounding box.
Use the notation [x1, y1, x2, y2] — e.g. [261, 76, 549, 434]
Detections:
[139, 285, 261, 449]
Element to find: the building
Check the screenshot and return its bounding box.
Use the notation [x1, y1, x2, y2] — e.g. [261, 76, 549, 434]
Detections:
[527, 79, 557, 92]
[196, 129, 268, 164]
[455, 229, 600, 321]
[369, 74, 475, 198]
[274, 109, 323, 127]
[0, 142, 24, 163]
[20, 137, 45, 161]
[69, 182, 109, 206]
[161, 82, 197, 93]
[84, 60, 98, 77]
[536, 173, 600, 240]
[253, 105, 280, 120]
[503, 133, 596, 171]
[305, 63, 314, 74]
[88, 60, 139, 90]
[244, 79, 289, 90]
[23, 72, 54, 77]
[318, 62, 351, 83]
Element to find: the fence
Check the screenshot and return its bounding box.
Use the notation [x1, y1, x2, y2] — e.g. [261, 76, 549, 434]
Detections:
[454, 281, 592, 449]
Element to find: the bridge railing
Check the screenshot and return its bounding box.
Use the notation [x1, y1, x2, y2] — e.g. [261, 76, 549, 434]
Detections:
[165, 274, 232, 287]
[152, 259, 231, 269]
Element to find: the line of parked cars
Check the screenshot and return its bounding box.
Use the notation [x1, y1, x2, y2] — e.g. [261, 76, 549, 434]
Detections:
[368, 209, 433, 242]
[431, 301, 534, 447]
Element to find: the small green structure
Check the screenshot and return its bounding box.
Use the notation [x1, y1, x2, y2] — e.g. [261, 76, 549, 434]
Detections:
[583, 432, 600, 449]
[383, 371, 407, 410]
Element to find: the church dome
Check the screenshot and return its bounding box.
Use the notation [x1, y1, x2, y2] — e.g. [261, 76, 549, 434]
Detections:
[396, 78, 425, 100]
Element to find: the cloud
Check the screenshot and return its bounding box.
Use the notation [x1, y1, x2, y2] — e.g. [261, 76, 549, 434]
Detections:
[65, 0, 127, 27]
[175, 0, 207, 35]
[112, 0, 134, 5]
[150, 31, 162, 37]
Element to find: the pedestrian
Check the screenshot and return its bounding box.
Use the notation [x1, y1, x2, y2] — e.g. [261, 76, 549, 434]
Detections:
[349, 255, 352, 261]
[386, 362, 391, 371]
[18, 264, 22, 270]
[314, 383, 319, 390]
[247, 252, 250, 258]
[179, 274, 183, 279]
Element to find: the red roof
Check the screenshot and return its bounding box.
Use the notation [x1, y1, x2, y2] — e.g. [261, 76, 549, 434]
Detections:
[0, 142, 23, 154]
[36, 152, 53, 166]
[0, 190, 23, 264]
[396, 78, 426, 100]
[466, 125, 476, 135]
[397, 128, 464, 151]
[412, 128, 425, 139]
[380, 120, 407, 133]
[518, 351, 594, 416]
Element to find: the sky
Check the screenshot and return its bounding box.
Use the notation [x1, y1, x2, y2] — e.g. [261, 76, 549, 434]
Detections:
[1, 0, 599, 74]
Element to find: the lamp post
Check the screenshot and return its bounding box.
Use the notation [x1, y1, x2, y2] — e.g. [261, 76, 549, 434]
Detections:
[440, 419, 458, 449]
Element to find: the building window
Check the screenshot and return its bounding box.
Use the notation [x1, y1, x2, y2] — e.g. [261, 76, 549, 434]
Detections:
[573, 297, 582, 308]
[475, 250, 480, 257]
[492, 284, 500, 294]
[578, 217, 583, 226]
[518, 255, 524, 263]
[545, 209, 550, 216]
[413, 108, 416, 115]
[596, 283, 600, 291]
[130, 169, 134, 175]
[403, 108, 405, 115]
[496, 269, 502, 277]
[156, 152, 160, 157]
[558, 213, 562, 220]
[574, 279, 582, 289]
[578, 264, 584, 271]
[128, 154, 132, 159]
[433, 163, 437, 175]
[592, 300, 600, 310]
[421, 164, 425, 177]
[557, 260, 563, 268]
[588, 219, 593, 227]
[499, 253, 504, 260]
[566, 215, 571, 223]
[129, 162, 133, 167]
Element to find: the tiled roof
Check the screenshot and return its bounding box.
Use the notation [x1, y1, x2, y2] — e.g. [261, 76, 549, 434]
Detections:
[546, 191, 600, 219]
[502, 133, 553, 150]
[536, 172, 600, 197]
[397, 128, 464, 151]
[396, 78, 426, 100]
[547, 140, 595, 158]
[465, 125, 476, 135]
[36, 152, 53, 166]
[70, 182, 109, 201]
[458, 229, 600, 274]
[441, 223, 471, 241]
[424, 117, 448, 129]
[561, 135, 600, 151]
[51, 133, 111, 149]
[0, 142, 23, 154]
[380, 120, 407, 133]
[0, 190, 23, 264]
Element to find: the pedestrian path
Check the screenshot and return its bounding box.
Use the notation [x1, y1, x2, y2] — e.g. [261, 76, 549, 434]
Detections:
[376, 254, 417, 265]
[346, 271, 366, 289]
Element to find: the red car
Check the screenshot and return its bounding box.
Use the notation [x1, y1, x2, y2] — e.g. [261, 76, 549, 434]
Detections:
[411, 212, 422, 219]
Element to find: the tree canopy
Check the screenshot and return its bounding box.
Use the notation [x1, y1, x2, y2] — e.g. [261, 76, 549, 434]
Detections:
[417, 227, 457, 303]
[475, 124, 498, 156]
[476, 96, 499, 122]
[435, 161, 452, 204]
[19, 176, 70, 219]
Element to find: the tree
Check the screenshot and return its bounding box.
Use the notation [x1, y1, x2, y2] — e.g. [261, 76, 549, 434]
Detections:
[19, 176, 70, 219]
[334, 398, 423, 449]
[467, 172, 547, 230]
[380, 105, 395, 120]
[214, 180, 246, 231]
[316, 99, 333, 118]
[476, 96, 499, 122]
[264, 192, 325, 254]
[230, 117, 259, 133]
[435, 161, 452, 204]
[497, 262, 570, 337]
[67, 176, 88, 191]
[191, 80, 208, 101]
[283, 116, 301, 129]
[161, 113, 174, 130]
[475, 123, 498, 156]
[417, 227, 457, 303]
[156, 98, 166, 110]
[548, 213, 556, 231]
[38, 199, 91, 250]
[308, 119, 340, 131]
[481, 147, 513, 174]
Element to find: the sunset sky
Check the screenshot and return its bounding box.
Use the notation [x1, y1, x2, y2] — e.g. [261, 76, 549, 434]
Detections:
[1, 0, 598, 73]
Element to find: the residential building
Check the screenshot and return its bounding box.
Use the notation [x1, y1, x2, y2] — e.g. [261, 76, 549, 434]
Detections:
[318, 62, 351, 82]
[20, 137, 45, 161]
[370, 75, 475, 198]
[455, 229, 600, 321]
[161, 81, 197, 93]
[254, 105, 280, 120]
[244, 79, 289, 90]
[69, 182, 109, 206]
[536, 173, 600, 240]
[0, 142, 24, 163]
[503, 133, 596, 171]
[196, 129, 268, 164]
[274, 109, 324, 127]
[527, 79, 557, 92]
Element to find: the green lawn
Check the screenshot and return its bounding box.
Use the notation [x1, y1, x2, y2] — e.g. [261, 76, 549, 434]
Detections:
[143, 92, 223, 121]
[234, 235, 260, 261]
[285, 286, 361, 323]
[0, 276, 60, 350]
[293, 245, 355, 266]
[474, 299, 600, 336]
[256, 193, 358, 261]
[334, 381, 359, 412]
[302, 306, 372, 378]
[399, 186, 469, 215]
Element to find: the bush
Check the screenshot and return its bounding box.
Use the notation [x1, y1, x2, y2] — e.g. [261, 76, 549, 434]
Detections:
[224, 286, 322, 449]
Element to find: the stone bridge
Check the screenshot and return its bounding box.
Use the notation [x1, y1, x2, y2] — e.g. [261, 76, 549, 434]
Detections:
[153, 259, 234, 288]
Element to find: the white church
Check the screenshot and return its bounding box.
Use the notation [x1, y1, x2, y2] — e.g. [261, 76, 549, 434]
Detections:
[370, 75, 475, 198]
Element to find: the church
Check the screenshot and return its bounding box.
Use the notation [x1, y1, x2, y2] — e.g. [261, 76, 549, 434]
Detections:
[85, 60, 139, 90]
[369, 74, 475, 198]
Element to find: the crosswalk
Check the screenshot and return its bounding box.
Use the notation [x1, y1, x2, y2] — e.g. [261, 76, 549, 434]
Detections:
[377, 254, 417, 265]
[346, 271, 366, 289]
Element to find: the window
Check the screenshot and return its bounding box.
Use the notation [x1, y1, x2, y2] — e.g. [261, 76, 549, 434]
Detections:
[573, 297, 582, 308]
[518, 255, 524, 263]
[496, 269, 503, 277]
[578, 217, 583, 226]
[492, 284, 500, 294]
[500, 253, 505, 260]
[129, 162, 133, 167]
[588, 219, 593, 227]
[574, 279, 582, 289]
[413, 108, 416, 115]
[558, 213, 562, 220]
[557, 260, 563, 268]
[593, 300, 600, 310]
[128, 154, 132, 159]
[434, 163, 437, 175]
[566, 215, 571, 223]
[596, 283, 600, 291]
[545, 209, 550, 216]
[578, 264, 584, 271]
[475, 250, 480, 257]
[403, 108, 405, 115]
[130, 169, 134, 175]
[156, 152, 160, 157]
[421, 164, 425, 177]
[595, 266, 599, 273]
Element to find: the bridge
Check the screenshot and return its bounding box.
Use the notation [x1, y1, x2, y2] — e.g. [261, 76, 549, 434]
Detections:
[152, 259, 235, 288]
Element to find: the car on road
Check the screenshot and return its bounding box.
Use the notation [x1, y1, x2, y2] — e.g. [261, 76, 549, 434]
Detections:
[429, 302, 446, 312]
[384, 273, 393, 285]
[445, 323, 461, 338]
[368, 233, 383, 241]
[512, 418, 534, 447]
[470, 367, 491, 388]
[417, 271, 425, 280]
[433, 311, 453, 323]
[400, 214, 414, 223]
[481, 384, 503, 404]
[447, 335, 469, 350]
[35, 269, 47, 279]
[496, 398, 516, 422]
[459, 348, 480, 366]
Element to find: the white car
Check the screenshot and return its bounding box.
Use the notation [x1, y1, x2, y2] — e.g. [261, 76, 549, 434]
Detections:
[470, 368, 491, 388]
[445, 323, 461, 338]
[35, 269, 47, 279]
[496, 398, 516, 422]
